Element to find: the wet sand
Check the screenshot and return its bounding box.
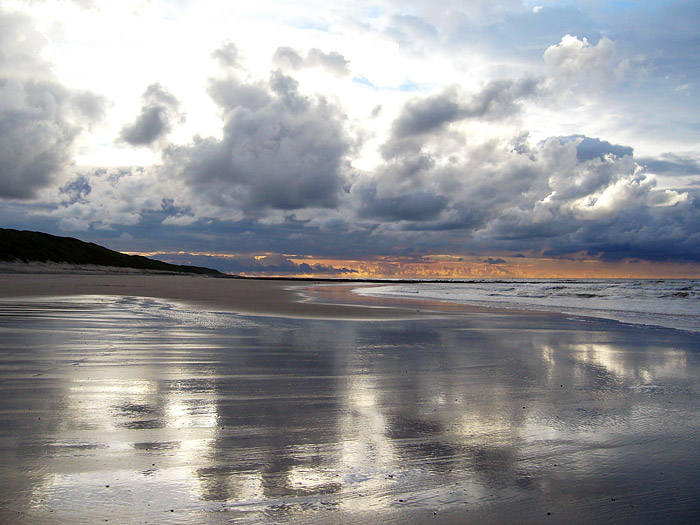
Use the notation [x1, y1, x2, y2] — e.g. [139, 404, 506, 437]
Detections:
[0, 273, 431, 320]
[1, 274, 700, 523]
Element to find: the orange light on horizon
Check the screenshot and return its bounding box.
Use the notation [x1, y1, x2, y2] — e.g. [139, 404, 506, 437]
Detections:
[122, 250, 700, 279]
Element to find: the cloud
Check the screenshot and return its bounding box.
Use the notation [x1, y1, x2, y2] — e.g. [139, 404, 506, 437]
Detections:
[384, 14, 439, 53]
[59, 176, 92, 204]
[464, 138, 699, 261]
[358, 187, 448, 222]
[4, 3, 697, 269]
[119, 83, 183, 146]
[211, 41, 240, 69]
[390, 88, 462, 139]
[637, 153, 700, 177]
[554, 135, 633, 162]
[163, 68, 353, 214]
[0, 10, 105, 199]
[388, 78, 542, 143]
[49, 167, 165, 231]
[482, 257, 506, 264]
[153, 252, 358, 276]
[207, 76, 270, 112]
[28, 0, 97, 7]
[351, 131, 699, 263]
[273, 47, 350, 77]
[544, 34, 628, 91]
[37, 128, 700, 266]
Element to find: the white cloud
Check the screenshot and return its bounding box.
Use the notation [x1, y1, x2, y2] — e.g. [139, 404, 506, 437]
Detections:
[162, 214, 197, 226]
[544, 34, 628, 92]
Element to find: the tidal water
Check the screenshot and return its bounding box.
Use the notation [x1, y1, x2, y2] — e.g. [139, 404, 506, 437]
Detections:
[1, 295, 699, 523]
[355, 279, 700, 332]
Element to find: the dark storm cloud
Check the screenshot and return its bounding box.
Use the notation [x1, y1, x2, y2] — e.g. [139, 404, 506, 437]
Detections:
[462, 137, 700, 262]
[0, 10, 105, 199]
[390, 78, 542, 141]
[357, 129, 700, 263]
[273, 46, 350, 77]
[358, 187, 448, 222]
[482, 257, 506, 265]
[537, 196, 700, 262]
[164, 69, 352, 213]
[119, 83, 183, 146]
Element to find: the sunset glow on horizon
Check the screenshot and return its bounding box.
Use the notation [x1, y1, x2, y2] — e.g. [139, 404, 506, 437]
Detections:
[126, 251, 700, 280]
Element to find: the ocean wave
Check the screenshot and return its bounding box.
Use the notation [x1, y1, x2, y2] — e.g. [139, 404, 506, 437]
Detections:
[354, 279, 700, 333]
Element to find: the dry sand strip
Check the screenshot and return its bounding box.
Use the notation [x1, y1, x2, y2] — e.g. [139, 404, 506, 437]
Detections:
[0, 271, 426, 320]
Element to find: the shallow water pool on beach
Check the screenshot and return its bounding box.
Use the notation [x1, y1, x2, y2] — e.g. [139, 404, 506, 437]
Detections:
[1, 295, 699, 523]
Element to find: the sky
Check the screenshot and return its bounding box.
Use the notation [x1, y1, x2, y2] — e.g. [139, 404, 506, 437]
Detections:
[1, 0, 699, 278]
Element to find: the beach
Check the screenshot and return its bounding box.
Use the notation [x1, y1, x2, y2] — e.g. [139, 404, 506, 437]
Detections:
[0, 272, 429, 320]
[1, 273, 699, 523]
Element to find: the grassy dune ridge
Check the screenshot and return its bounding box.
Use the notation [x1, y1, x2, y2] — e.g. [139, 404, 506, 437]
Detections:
[0, 228, 221, 275]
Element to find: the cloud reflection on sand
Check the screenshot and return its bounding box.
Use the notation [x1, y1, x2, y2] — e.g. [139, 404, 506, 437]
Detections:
[1, 296, 699, 523]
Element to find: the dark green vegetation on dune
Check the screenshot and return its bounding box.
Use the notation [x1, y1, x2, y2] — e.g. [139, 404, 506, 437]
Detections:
[0, 228, 221, 275]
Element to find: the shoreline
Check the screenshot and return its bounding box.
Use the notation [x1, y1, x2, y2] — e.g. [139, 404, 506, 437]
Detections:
[0, 269, 585, 323]
[0, 272, 434, 320]
[1, 269, 695, 332]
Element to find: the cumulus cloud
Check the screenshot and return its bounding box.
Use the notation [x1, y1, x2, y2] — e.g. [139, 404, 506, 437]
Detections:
[545, 34, 628, 91]
[119, 83, 183, 146]
[350, 126, 699, 262]
[273, 46, 350, 77]
[40, 124, 700, 264]
[50, 167, 167, 231]
[554, 135, 634, 162]
[0, 10, 105, 199]
[387, 78, 542, 146]
[461, 138, 698, 261]
[163, 68, 353, 215]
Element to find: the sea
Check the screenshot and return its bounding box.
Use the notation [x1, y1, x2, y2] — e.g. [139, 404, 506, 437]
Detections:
[353, 278, 700, 333]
